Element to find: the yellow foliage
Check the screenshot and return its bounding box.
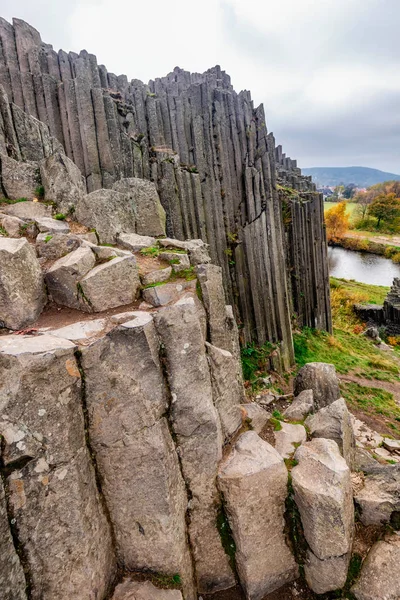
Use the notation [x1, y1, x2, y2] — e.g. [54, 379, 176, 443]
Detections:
[325, 201, 350, 242]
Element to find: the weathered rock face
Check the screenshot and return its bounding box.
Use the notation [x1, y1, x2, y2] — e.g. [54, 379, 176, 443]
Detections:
[354, 468, 400, 526]
[294, 362, 340, 409]
[292, 438, 354, 594]
[218, 431, 298, 599]
[40, 151, 85, 213]
[0, 153, 38, 199]
[45, 245, 96, 310]
[112, 580, 183, 600]
[112, 177, 166, 237]
[0, 477, 27, 599]
[0, 334, 114, 600]
[274, 422, 307, 459]
[351, 533, 400, 600]
[0, 17, 332, 358]
[35, 232, 81, 260]
[283, 389, 314, 421]
[76, 189, 136, 243]
[0, 237, 45, 329]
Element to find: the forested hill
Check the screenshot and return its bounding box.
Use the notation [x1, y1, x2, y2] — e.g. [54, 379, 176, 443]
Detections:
[303, 166, 400, 187]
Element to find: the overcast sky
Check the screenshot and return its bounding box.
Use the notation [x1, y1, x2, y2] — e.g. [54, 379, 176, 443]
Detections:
[2, 0, 400, 173]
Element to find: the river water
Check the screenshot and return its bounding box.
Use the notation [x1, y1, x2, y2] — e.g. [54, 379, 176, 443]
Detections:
[328, 246, 400, 286]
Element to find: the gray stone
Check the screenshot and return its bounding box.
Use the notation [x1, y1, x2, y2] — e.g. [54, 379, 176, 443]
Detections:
[35, 216, 70, 234]
[305, 551, 350, 595]
[382, 438, 400, 452]
[305, 398, 356, 468]
[284, 389, 314, 421]
[274, 422, 307, 459]
[161, 251, 190, 273]
[0, 477, 27, 599]
[112, 177, 166, 237]
[3, 200, 52, 220]
[0, 334, 114, 599]
[48, 319, 107, 343]
[206, 342, 244, 440]
[81, 241, 130, 260]
[112, 580, 183, 600]
[354, 469, 400, 526]
[294, 363, 341, 409]
[155, 305, 235, 593]
[186, 239, 211, 265]
[0, 153, 38, 200]
[292, 438, 354, 561]
[218, 432, 298, 599]
[45, 246, 95, 309]
[79, 255, 140, 312]
[1, 214, 24, 237]
[141, 266, 172, 286]
[76, 189, 136, 243]
[196, 264, 231, 352]
[40, 151, 85, 213]
[143, 282, 189, 307]
[351, 533, 400, 600]
[0, 237, 45, 329]
[240, 403, 271, 434]
[36, 232, 81, 260]
[118, 232, 156, 251]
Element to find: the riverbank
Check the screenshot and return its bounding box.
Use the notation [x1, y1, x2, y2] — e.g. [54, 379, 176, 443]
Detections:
[330, 234, 400, 263]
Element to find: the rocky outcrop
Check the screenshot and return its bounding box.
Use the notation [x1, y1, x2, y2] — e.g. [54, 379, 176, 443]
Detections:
[0, 477, 27, 599]
[112, 177, 166, 237]
[76, 189, 136, 244]
[294, 362, 341, 409]
[40, 151, 85, 213]
[352, 533, 400, 600]
[354, 468, 400, 526]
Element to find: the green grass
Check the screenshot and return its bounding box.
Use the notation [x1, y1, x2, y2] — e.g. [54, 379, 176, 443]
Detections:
[241, 341, 275, 388]
[342, 382, 400, 436]
[0, 197, 28, 204]
[54, 213, 66, 220]
[330, 277, 389, 305]
[0, 225, 8, 236]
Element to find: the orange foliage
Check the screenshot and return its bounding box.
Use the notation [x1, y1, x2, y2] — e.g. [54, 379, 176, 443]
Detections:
[325, 202, 350, 242]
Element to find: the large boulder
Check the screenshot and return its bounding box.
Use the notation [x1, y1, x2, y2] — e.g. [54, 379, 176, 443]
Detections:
[305, 398, 356, 468]
[118, 232, 156, 251]
[45, 246, 95, 310]
[40, 151, 85, 213]
[294, 363, 340, 409]
[218, 431, 298, 599]
[0, 237, 46, 329]
[0, 478, 27, 599]
[3, 200, 52, 220]
[79, 255, 140, 312]
[36, 232, 81, 260]
[354, 468, 400, 526]
[112, 177, 166, 237]
[0, 335, 114, 599]
[352, 533, 400, 600]
[76, 189, 136, 243]
[292, 438, 354, 593]
[0, 214, 24, 237]
[35, 216, 70, 234]
[0, 153, 39, 200]
[112, 580, 183, 600]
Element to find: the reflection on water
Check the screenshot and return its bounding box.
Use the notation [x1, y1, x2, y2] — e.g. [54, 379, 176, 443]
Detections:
[328, 246, 400, 287]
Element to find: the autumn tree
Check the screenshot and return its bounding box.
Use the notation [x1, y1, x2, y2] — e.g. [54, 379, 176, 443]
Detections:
[368, 192, 400, 228]
[325, 201, 350, 242]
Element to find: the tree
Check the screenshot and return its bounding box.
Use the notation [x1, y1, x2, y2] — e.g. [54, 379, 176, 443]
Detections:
[368, 192, 400, 228]
[342, 183, 356, 199]
[325, 201, 350, 242]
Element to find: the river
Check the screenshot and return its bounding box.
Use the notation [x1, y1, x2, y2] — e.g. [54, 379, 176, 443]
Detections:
[328, 246, 400, 287]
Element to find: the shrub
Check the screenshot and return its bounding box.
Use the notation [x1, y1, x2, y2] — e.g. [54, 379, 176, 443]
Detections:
[35, 185, 45, 199]
[54, 213, 66, 220]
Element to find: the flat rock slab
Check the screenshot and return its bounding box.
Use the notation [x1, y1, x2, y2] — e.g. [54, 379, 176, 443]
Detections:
[141, 266, 172, 286]
[0, 237, 46, 330]
[3, 201, 52, 219]
[35, 216, 70, 234]
[352, 533, 400, 600]
[161, 251, 190, 272]
[383, 438, 400, 452]
[118, 232, 156, 251]
[294, 362, 340, 409]
[112, 580, 183, 600]
[142, 281, 195, 307]
[274, 422, 307, 459]
[47, 319, 108, 343]
[36, 232, 81, 260]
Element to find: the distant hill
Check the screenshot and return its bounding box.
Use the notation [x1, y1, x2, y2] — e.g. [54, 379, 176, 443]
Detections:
[302, 166, 400, 188]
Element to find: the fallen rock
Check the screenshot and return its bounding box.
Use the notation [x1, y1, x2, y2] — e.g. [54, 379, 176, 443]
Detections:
[112, 579, 183, 600]
[0, 153, 38, 200]
[36, 232, 81, 260]
[294, 362, 340, 409]
[354, 468, 400, 526]
[351, 533, 400, 600]
[48, 319, 107, 343]
[274, 422, 307, 459]
[240, 403, 271, 434]
[76, 189, 136, 243]
[141, 266, 172, 286]
[143, 281, 191, 307]
[305, 551, 350, 596]
[0, 477, 27, 599]
[305, 398, 356, 468]
[40, 151, 85, 213]
[45, 246, 96, 310]
[284, 389, 314, 421]
[35, 216, 70, 234]
[3, 200, 52, 220]
[118, 232, 156, 252]
[383, 438, 400, 453]
[112, 177, 166, 237]
[79, 255, 140, 312]
[161, 251, 190, 273]
[1, 214, 24, 237]
[0, 237, 46, 329]
[218, 431, 298, 599]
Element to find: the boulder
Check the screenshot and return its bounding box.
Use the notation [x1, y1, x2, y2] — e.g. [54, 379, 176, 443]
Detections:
[159, 238, 211, 265]
[161, 251, 190, 273]
[292, 438, 354, 593]
[284, 389, 314, 421]
[155, 305, 235, 593]
[354, 469, 400, 526]
[0, 153, 38, 200]
[143, 281, 191, 307]
[1, 214, 24, 237]
[351, 533, 400, 600]
[36, 232, 81, 260]
[206, 342, 244, 440]
[35, 216, 70, 234]
[3, 200, 52, 220]
[294, 362, 340, 409]
[118, 232, 156, 251]
[0, 477, 27, 599]
[240, 403, 271, 435]
[218, 432, 298, 599]
[81, 314, 195, 600]
[79, 255, 140, 312]
[40, 151, 85, 213]
[112, 177, 166, 237]
[45, 246, 96, 310]
[141, 266, 172, 286]
[274, 422, 307, 459]
[76, 189, 136, 243]
[305, 398, 355, 468]
[0, 237, 46, 329]
[0, 335, 114, 599]
[112, 580, 183, 600]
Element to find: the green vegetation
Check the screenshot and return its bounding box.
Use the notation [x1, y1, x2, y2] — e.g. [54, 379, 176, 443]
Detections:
[140, 246, 160, 257]
[0, 197, 28, 204]
[341, 382, 400, 436]
[330, 277, 389, 305]
[241, 341, 275, 388]
[0, 225, 8, 236]
[35, 185, 45, 199]
[44, 234, 53, 243]
[54, 213, 66, 220]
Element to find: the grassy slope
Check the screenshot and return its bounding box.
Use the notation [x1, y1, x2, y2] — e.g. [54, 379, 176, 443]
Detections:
[293, 278, 400, 437]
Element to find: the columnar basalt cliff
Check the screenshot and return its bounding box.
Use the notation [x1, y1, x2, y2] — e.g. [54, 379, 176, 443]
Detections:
[0, 17, 331, 367]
